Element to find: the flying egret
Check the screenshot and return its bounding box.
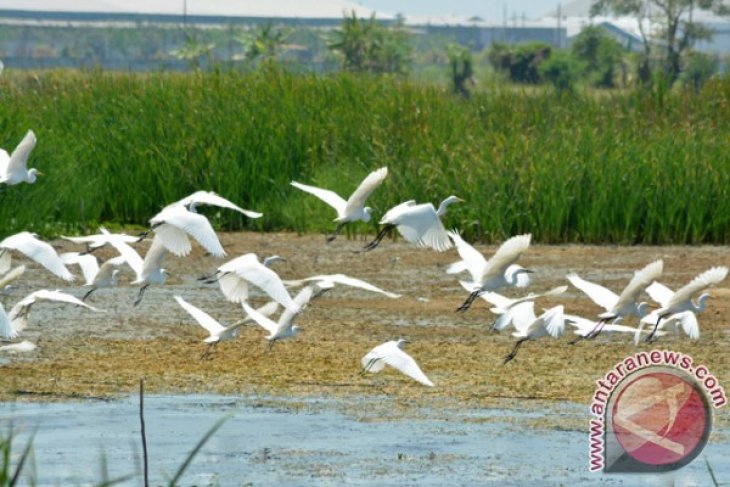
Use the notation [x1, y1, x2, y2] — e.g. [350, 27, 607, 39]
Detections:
[291, 166, 388, 242]
[129, 235, 170, 307]
[503, 304, 565, 364]
[0, 232, 75, 282]
[362, 196, 462, 252]
[565, 314, 666, 341]
[174, 295, 252, 359]
[242, 285, 319, 350]
[61, 253, 126, 301]
[0, 340, 37, 353]
[476, 285, 567, 331]
[644, 266, 728, 342]
[0, 130, 42, 185]
[61, 227, 138, 254]
[284, 273, 401, 299]
[360, 339, 434, 387]
[1, 289, 102, 339]
[567, 260, 663, 342]
[139, 191, 262, 257]
[172, 190, 263, 219]
[202, 253, 300, 313]
[454, 233, 533, 312]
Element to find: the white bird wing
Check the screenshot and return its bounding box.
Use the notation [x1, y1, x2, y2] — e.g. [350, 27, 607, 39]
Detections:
[61, 252, 100, 285]
[379, 200, 416, 224]
[614, 260, 663, 309]
[28, 289, 103, 312]
[174, 296, 226, 336]
[0, 265, 25, 289]
[242, 302, 279, 335]
[0, 302, 17, 339]
[277, 285, 315, 333]
[541, 305, 565, 338]
[566, 273, 618, 311]
[0, 340, 36, 353]
[478, 291, 513, 310]
[0, 232, 74, 281]
[175, 191, 262, 218]
[106, 237, 144, 279]
[302, 274, 401, 298]
[94, 256, 126, 283]
[140, 235, 167, 280]
[231, 254, 300, 313]
[509, 301, 537, 334]
[343, 167, 388, 215]
[381, 344, 434, 387]
[565, 314, 600, 336]
[218, 273, 249, 302]
[668, 266, 729, 308]
[447, 231, 487, 282]
[152, 206, 224, 257]
[646, 281, 674, 307]
[387, 204, 451, 251]
[674, 311, 700, 340]
[480, 234, 531, 284]
[290, 181, 346, 216]
[5, 130, 36, 179]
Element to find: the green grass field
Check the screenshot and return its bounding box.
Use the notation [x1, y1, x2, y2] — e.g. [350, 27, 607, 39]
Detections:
[0, 68, 728, 244]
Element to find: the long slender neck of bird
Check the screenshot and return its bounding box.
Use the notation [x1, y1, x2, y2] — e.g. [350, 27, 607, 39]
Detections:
[436, 199, 454, 217]
[694, 294, 710, 313]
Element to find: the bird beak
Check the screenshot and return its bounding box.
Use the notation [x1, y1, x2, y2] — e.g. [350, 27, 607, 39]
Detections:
[36, 171, 45, 176]
[524, 269, 535, 274]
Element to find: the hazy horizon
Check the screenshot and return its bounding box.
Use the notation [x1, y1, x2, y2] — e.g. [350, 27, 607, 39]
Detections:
[359, 0, 567, 20]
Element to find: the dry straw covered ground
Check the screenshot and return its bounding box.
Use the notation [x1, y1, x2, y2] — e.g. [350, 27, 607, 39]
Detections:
[1, 232, 728, 417]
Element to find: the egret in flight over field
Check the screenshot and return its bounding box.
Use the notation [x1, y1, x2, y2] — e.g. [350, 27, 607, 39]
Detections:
[362, 196, 462, 252]
[291, 166, 388, 242]
[476, 285, 567, 331]
[61, 252, 126, 301]
[284, 273, 401, 299]
[0, 130, 42, 185]
[643, 266, 728, 342]
[567, 260, 663, 342]
[454, 233, 533, 312]
[360, 339, 434, 387]
[503, 305, 565, 364]
[61, 227, 138, 254]
[106, 233, 169, 307]
[242, 285, 319, 350]
[0, 289, 102, 339]
[139, 191, 260, 257]
[174, 295, 250, 358]
[0, 232, 75, 282]
[202, 254, 300, 313]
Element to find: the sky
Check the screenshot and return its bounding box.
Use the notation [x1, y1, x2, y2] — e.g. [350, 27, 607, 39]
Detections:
[359, 1, 566, 21]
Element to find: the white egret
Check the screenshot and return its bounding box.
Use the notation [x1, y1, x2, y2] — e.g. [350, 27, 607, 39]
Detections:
[477, 285, 567, 331]
[360, 339, 434, 387]
[565, 314, 666, 341]
[61, 252, 126, 301]
[203, 253, 300, 313]
[61, 227, 138, 253]
[503, 305, 565, 364]
[0, 340, 37, 353]
[454, 233, 533, 312]
[2, 289, 102, 339]
[362, 196, 462, 252]
[130, 235, 169, 307]
[284, 273, 401, 299]
[644, 266, 728, 342]
[291, 166, 388, 242]
[567, 259, 663, 342]
[172, 190, 263, 219]
[0, 130, 42, 185]
[242, 285, 318, 350]
[0, 232, 74, 282]
[174, 295, 251, 358]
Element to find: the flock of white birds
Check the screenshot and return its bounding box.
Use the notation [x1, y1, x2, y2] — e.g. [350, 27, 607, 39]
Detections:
[0, 132, 728, 388]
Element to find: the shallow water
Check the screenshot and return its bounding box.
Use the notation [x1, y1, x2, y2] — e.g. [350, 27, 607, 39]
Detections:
[2, 394, 727, 486]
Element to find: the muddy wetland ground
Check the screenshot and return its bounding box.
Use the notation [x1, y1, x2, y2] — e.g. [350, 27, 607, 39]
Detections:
[1, 232, 728, 485]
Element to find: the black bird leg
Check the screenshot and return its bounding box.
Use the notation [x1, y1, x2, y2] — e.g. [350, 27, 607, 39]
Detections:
[361, 225, 395, 252]
[503, 338, 528, 364]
